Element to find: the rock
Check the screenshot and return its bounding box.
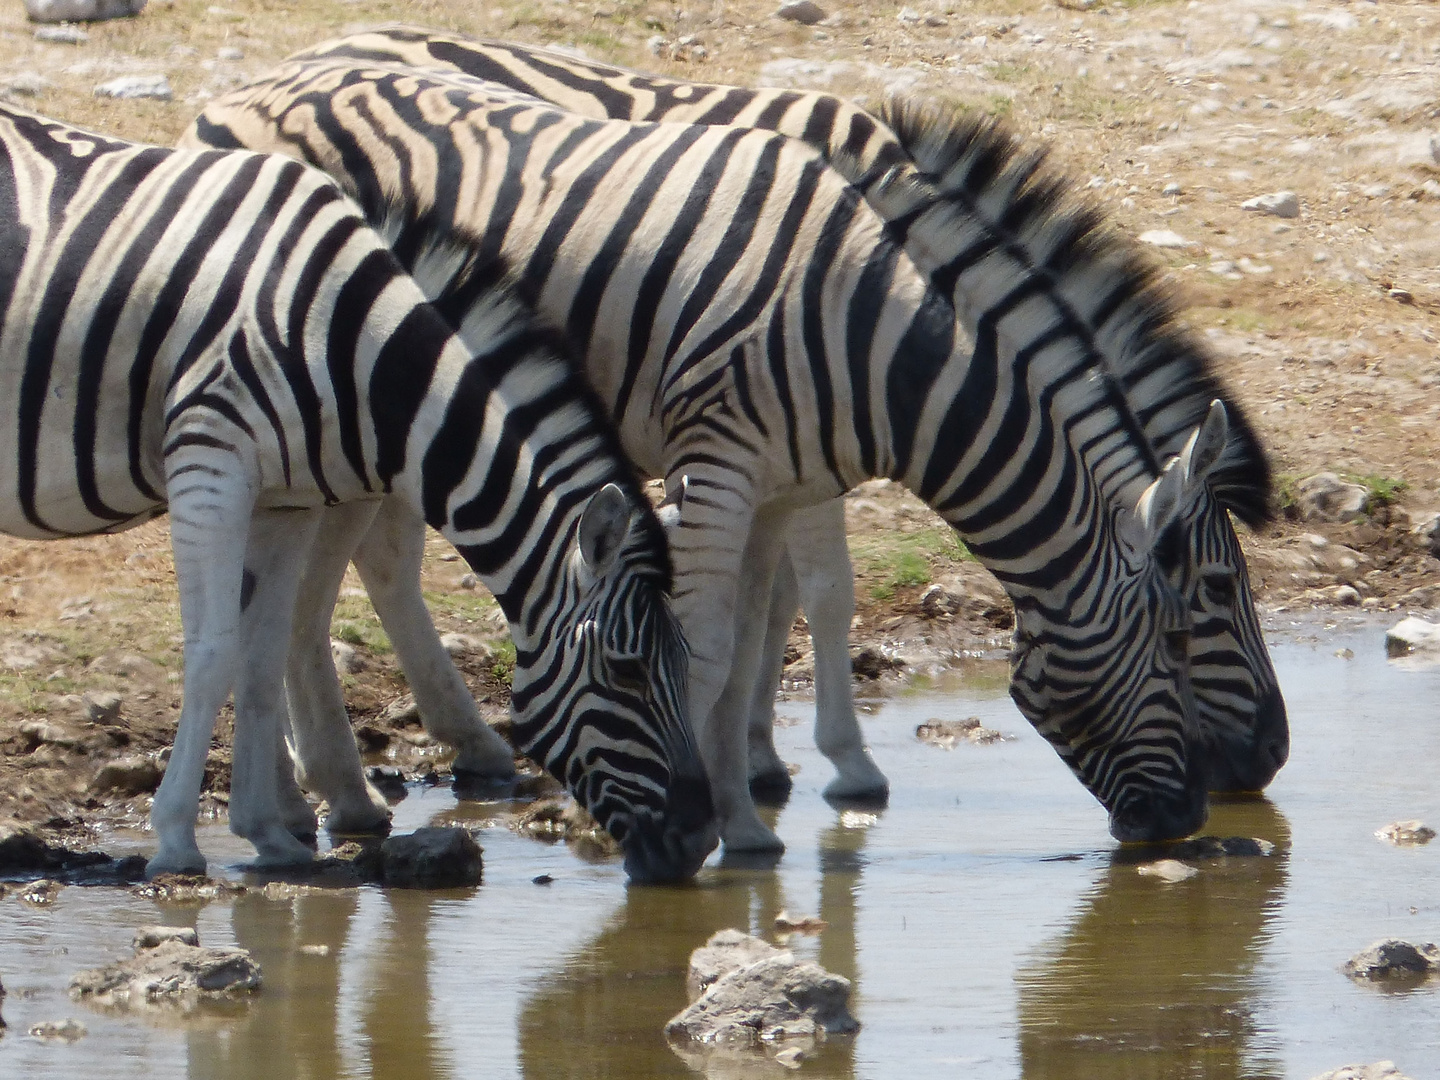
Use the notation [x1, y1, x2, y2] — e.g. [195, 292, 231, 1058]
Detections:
[379, 827, 483, 889]
[1408, 513, 1440, 558]
[915, 717, 1009, 747]
[215, 46, 243, 60]
[1138, 229, 1192, 249]
[774, 1045, 805, 1068]
[850, 644, 902, 680]
[774, 911, 827, 935]
[34, 24, 88, 42]
[2, 72, 53, 97]
[1162, 182, 1183, 196]
[329, 639, 364, 674]
[1330, 584, 1361, 607]
[438, 632, 485, 658]
[20, 878, 63, 905]
[133, 925, 200, 951]
[128, 873, 247, 904]
[24, 0, 143, 21]
[1386, 616, 1440, 658]
[28, 1018, 87, 1041]
[1137, 859, 1198, 883]
[1311, 1064, 1415, 1080]
[1241, 190, 1300, 218]
[1165, 835, 1275, 859]
[70, 938, 261, 1004]
[83, 690, 123, 723]
[92, 754, 162, 797]
[1294, 472, 1368, 523]
[0, 824, 145, 884]
[918, 582, 961, 617]
[458, 572, 479, 590]
[776, 0, 825, 24]
[897, 6, 921, 23]
[667, 942, 858, 1045]
[93, 75, 172, 101]
[688, 929, 786, 1002]
[1343, 939, 1440, 981]
[515, 796, 620, 856]
[1375, 820, 1436, 846]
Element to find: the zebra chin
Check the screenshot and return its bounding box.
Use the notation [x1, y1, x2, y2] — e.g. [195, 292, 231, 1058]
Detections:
[1202, 685, 1290, 794]
[611, 775, 719, 885]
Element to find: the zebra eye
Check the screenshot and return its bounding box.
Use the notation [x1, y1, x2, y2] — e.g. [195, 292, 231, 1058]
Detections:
[1162, 629, 1191, 664]
[606, 656, 649, 694]
[1202, 573, 1236, 605]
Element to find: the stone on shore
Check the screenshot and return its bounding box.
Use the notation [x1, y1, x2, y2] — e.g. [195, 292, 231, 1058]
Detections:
[24, 0, 143, 22]
[1242, 190, 1300, 218]
[1386, 617, 1440, 658]
[776, 1, 826, 25]
[1311, 1063, 1415, 1080]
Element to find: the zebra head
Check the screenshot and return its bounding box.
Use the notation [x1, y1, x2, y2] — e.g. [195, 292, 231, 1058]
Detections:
[1154, 401, 1288, 793]
[505, 483, 718, 883]
[1008, 461, 1207, 844]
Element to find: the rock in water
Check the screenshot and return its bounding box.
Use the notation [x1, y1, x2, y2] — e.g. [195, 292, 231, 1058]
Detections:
[1311, 1064, 1415, 1080]
[70, 935, 261, 1004]
[1343, 939, 1440, 981]
[1375, 820, 1436, 846]
[1386, 617, 1440, 658]
[380, 827, 483, 888]
[687, 928, 785, 1001]
[24, 0, 143, 21]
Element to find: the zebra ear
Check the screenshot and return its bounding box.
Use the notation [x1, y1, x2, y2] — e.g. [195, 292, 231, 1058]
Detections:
[578, 483, 631, 578]
[1179, 399, 1229, 488]
[655, 474, 689, 533]
[1134, 458, 1187, 543]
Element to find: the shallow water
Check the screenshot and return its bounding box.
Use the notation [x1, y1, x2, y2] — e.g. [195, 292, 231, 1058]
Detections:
[2, 620, 1439, 1079]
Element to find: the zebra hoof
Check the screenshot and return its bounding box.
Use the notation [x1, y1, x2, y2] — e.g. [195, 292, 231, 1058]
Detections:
[748, 768, 794, 807]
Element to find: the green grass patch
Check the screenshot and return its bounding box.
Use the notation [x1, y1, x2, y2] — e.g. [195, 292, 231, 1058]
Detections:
[1348, 473, 1408, 511]
[332, 619, 392, 655]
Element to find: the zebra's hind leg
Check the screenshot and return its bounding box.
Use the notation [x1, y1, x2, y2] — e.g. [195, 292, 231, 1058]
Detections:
[148, 470, 257, 877]
[286, 501, 393, 835]
[229, 506, 325, 867]
[353, 497, 516, 781]
[789, 500, 889, 802]
[746, 553, 798, 804]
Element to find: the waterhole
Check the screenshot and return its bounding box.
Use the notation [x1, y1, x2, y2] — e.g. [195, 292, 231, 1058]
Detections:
[1, 619, 1438, 1078]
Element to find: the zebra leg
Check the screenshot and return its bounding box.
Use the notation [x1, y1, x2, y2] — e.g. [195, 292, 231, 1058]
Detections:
[678, 497, 793, 853]
[789, 499, 889, 802]
[148, 472, 257, 877]
[353, 497, 516, 780]
[745, 553, 798, 802]
[286, 501, 393, 835]
[229, 506, 325, 867]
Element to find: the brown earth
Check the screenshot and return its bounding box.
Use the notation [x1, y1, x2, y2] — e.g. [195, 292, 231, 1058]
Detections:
[0, 0, 1438, 838]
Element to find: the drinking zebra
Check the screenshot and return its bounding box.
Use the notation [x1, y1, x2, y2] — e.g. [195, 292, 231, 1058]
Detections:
[0, 101, 714, 882]
[187, 61, 1228, 852]
[239, 26, 1287, 805]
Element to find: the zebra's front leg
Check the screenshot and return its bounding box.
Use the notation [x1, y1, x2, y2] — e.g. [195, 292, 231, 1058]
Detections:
[148, 469, 257, 877]
[230, 506, 325, 866]
[675, 495, 793, 854]
[353, 497, 516, 780]
[286, 501, 393, 835]
[745, 553, 799, 802]
[789, 499, 888, 802]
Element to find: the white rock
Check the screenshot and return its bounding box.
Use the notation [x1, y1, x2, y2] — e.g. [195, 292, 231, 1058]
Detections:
[1138, 229, 1192, 249]
[3, 72, 53, 96]
[775, 0, 825, 25]
[94, 74, 172, 100]
[1294, 472, 1368, 522]
[216, 46, 244, 60]
[24, 0, 142, 22]
[1310, 1063, 1414, 1080]
[1137, 859, 1198, 883]
[897, 7, 921, 23]
[329, 639, 364, 674]
[439, 632, 484, 658]
[1386, 617, 1440, 658]
[34, 24, 88, 42]
[1162, 182, 1182, 196]
[1375, 820, 1436, 846]
[1241, 190, 1299, 218]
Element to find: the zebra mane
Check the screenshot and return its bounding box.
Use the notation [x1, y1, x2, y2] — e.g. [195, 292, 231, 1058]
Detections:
[876, 98, 1273, 527]
[375, 204, 675, 591]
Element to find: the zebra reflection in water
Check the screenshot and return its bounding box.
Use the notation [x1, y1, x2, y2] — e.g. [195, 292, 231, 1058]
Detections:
[1016, 798, 1291, 1080]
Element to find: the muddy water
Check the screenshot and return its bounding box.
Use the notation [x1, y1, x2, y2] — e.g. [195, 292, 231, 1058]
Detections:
[2, 620, 1439, 1079]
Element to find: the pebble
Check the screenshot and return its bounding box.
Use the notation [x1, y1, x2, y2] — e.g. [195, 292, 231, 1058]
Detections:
[216, 46, 244, 60]
[775, 0, 825, 25]
[84, 690, 123, 723]
[94, 74, 173, 101]
[329, 639, 364, 674]
[24, 0, 142, 22]
[1138, 229, 1191, 249]
[1241, 190, 1300, 218]
[1311, 1064, 1415, 1080]
[1162, 182, 1183, 195]
[458, 572, 479, 590]
[91, 755, 163, 797]
[3, 72, 53, 96]
[1375, 820, 1436, 846]
[1137, 859, 1198, 883]
[28, 1018, 87, 1042]
[34, 24, 88, 43]
[915, 717, 1009, 747]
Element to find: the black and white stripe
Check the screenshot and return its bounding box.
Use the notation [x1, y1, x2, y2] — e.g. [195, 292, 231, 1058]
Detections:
[0, 102, 713, 882]
[190, 59, 1227, 847]
[278, 26, 1286, 796]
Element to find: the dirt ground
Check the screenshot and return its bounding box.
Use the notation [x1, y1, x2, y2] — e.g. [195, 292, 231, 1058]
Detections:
[0, 0, 1437, 837]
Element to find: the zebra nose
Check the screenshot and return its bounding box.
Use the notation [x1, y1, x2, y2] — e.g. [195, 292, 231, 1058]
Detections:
[620, 772, 717, 883]
[1108, 781, 1208, 844]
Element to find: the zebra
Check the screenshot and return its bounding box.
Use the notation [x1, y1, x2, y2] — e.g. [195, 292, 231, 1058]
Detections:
[0, 101, 715, 883]
[186, 60, 1236, 853]
[250, 25, 1288, 805]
